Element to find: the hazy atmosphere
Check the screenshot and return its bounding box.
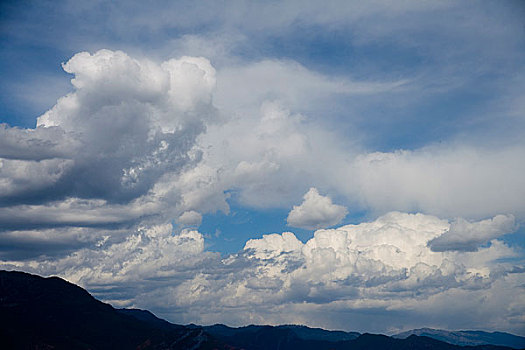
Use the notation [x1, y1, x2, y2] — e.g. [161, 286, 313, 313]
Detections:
[1, 0, 524, 335]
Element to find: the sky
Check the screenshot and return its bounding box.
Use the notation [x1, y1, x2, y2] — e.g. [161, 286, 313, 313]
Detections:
[1, 0, 525, 336]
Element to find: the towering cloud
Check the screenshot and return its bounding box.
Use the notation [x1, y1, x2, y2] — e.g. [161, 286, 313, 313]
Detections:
[0, 50, 216, 233]
[35, 49, 215, 203]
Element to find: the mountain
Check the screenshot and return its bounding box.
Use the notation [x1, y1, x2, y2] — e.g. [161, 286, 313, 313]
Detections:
[0, 269, 520, 350]
[0, 270, 229, 349]
[394, 328, 525, 349]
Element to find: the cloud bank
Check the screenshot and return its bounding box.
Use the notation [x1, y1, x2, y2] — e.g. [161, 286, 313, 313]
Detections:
[350, 148, 525, 219]
[1, 212, 522, 334]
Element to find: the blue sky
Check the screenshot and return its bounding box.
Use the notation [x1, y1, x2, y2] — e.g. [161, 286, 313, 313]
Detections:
[1, 0, 525, 335]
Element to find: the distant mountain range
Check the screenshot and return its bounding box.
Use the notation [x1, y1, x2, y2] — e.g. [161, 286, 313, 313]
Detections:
[394, 328, 525, 349]
[1, 270, 523, 350]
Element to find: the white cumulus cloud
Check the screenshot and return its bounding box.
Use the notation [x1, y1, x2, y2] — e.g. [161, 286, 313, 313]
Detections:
[287, 188, 348, 229]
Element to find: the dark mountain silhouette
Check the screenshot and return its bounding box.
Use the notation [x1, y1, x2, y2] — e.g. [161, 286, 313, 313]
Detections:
[0, 270, 521, 350]
[394, 328, 525, 349]
[0, 270, 229, 349]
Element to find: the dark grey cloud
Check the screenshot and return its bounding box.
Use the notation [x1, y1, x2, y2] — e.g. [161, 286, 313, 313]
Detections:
[0, 227, 107, 260]
[0, 124, 76, 161]
[0, 200, 149, 231]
